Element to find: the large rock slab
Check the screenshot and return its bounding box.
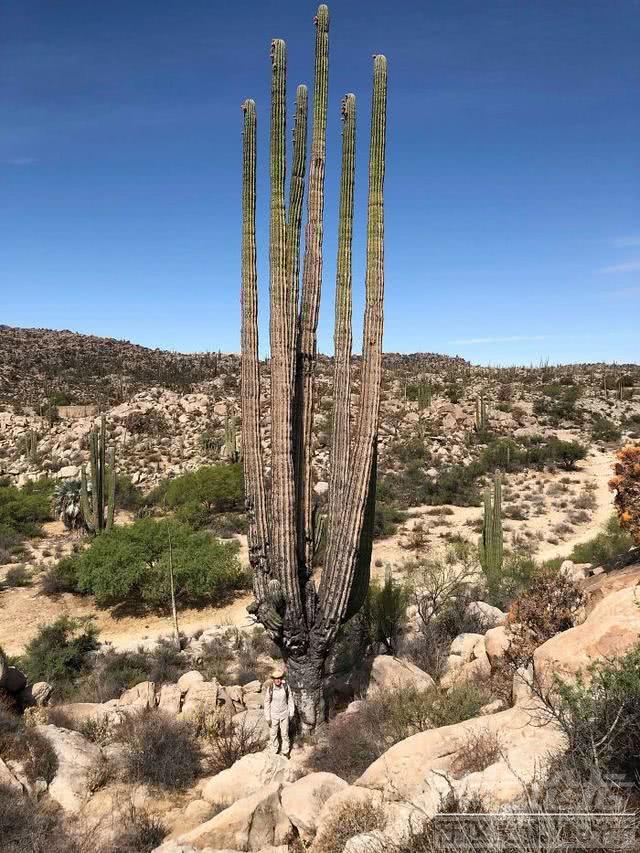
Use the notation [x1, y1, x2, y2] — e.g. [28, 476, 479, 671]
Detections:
[281, 771, 347, 841]
[534, 585, 640, 695]
[465, 601, 506, 631]
[119, 680, 156, 709]
[177, 782, 290, 851]
[202, 750, 291, 807]
[366, 656, 435, 697]
[355, 704, 565, 809]
[36, 724, 101, 812]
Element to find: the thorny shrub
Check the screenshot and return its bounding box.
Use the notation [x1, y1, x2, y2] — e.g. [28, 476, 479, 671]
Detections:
[610, 444, 640, 546]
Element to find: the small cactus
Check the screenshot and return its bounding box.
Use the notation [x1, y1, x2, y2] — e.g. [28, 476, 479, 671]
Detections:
[479, 471, 503, 593]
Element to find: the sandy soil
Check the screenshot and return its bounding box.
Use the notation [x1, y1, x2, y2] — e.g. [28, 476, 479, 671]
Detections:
[0, 444, 617, 656]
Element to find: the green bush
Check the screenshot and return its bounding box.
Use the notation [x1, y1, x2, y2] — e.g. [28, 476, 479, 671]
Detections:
[72, 518, 248, 608]
[569, 515, 635, 567]
[115, 475, 143, 511]
[547, 438, 587, 470]
[19, 616, 98, 694]
[42, 556, 82, 595]
[552, 643, 640, 784]
[591, 415, 621, 443]
[164, 464, 244, 528]
[0, 482, 51, 550]
[373, 501, 407, 539]
[362, 570, 408, 653]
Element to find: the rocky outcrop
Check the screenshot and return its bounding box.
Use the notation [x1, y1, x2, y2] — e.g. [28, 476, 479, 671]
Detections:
[175, 782, 290, 851]
[36, 724, 102, 812]
[281, 772, 347, 841]
[534, 584, 640, 695]
[366, 655, 435, 697]
[202, 751, 292, 808]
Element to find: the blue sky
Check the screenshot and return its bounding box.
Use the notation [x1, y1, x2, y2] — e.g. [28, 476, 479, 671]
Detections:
[1, 0, 638, 365]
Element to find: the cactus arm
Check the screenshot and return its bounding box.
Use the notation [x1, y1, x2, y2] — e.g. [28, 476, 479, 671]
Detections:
[294, 5, 330, 576]
[268, 39, 303, 631]
[286, 84, 308, 381]
[106, 446, 116, 531]
[240, 98, 271, 610]
[317, 54, 387, 639]
[344, 440, 377, 622]
[80, 465, 92, 532]
[327, 93, 355, 545]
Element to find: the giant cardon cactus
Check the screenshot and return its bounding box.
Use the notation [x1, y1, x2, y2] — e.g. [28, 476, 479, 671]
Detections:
[240, 5, 387, 729]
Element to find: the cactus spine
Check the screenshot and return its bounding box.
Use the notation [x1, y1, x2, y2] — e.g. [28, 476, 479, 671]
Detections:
[479, 471, 503, 590]
[240, 6, 387, 730]
[80, 415, 116, 534]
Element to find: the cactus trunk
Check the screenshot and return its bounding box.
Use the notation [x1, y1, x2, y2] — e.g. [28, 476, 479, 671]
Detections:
[239, 6, 387, 730]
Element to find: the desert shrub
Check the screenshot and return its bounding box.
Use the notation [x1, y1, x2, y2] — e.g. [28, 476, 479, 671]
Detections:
[117, 708, 201, 789]
[591, 415, 621, 443]
[3, 564, 31, 588]
[0, 783, 86, 853]
[0, 707, 58, 783]
[361, 570, 409, 654]
[73, 518, 247, 607]
[114, 474, 143, 510]
[19, 616, 98, 694]
[378, 463, 480, 511]
[164, 464, 244, 527]
[551, 643, 640, 786]
[310, 684, 490, 782]
[200, 628, 273, 684]
[203, 716, 267, 775]
[0, 482, 51, 549]
[41, 555, 82, 594]
[122, 409, 169, 436]
[313, 799, 386, 853]
[484, 551, 537, 610]
[610, 444, 640, 546]
[71, 642, 190, 703]
[451, 727, 503, 777]
[533, 384, 581, 424]
[506, 569, 584, 666]
[111, 804, 167, 853]
[373, 501, 407, 538]
[569, 514, 635, 567]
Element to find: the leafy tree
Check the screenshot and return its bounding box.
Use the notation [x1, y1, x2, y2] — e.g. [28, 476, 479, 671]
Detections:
[164, 464, 244, 528]
[548, 438, 587, 470]
[73, 518, 247, 607]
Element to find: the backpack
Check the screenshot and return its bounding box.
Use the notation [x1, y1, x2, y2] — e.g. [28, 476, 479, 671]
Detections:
[267, 681, 290, 703]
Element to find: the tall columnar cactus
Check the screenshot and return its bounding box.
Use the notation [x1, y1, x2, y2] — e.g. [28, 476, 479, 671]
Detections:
[223, 408, 239, 463]
[478, 471, 504, 590]
[240, 6, 387, 729]
[80, 415, 116, 534]
[475, 393, 488, 433]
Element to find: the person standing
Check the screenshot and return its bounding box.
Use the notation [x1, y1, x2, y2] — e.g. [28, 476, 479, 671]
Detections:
[264, 667, 295, 756]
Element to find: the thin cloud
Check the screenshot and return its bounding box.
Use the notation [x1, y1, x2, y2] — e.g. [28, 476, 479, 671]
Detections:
[599, 260, 640, 274]
[607, 286, 640, 297]
[4, 157, 37, 166]
[612, 236, 640, 248]
[449, 335, 548, 345]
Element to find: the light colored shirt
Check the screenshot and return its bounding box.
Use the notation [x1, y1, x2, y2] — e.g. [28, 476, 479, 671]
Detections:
[264, 681, 295, 721]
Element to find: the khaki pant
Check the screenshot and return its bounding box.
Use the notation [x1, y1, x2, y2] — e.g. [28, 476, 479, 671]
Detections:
[269, 717, 290, 755]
